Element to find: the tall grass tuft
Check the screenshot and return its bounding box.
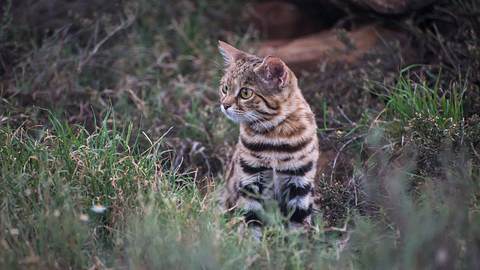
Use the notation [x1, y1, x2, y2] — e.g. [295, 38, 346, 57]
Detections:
[386, 67, 465, 129]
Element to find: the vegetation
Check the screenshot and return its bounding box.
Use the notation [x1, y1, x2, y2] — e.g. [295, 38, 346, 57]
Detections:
[1, 0, 479, 269]
[2, 113, 478, 269]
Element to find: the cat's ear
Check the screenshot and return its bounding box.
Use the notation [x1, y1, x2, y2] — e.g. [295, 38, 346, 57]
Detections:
[218, 40, 244, 67]
[254, 56, 288, 88]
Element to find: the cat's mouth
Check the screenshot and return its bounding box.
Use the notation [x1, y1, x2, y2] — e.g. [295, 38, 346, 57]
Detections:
[221, 105, 248, 123]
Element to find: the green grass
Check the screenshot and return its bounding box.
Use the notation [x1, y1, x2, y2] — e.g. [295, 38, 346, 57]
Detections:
[386, 67, 465, 129]
[0, 114, 333, 269]
[1, 114, 480, 269]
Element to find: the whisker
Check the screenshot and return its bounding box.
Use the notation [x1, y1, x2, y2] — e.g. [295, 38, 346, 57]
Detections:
[248, 113, 271, 130]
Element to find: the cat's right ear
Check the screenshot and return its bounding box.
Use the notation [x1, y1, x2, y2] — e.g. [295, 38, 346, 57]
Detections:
[218, 41, 243, 67]
[254, 56, 289, 89]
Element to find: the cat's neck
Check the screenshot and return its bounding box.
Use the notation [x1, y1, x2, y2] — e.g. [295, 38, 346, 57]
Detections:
[241, 89, 311, 135]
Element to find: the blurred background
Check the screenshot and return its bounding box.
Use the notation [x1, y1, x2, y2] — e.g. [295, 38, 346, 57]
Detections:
[1, 0, 480, 269]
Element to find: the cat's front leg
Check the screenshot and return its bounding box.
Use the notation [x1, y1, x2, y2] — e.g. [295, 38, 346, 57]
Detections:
[235, 173, 266, 240]
[237, 172, 266, 227]
[278, 174, 314, 230]
[232, 158, 273, 239]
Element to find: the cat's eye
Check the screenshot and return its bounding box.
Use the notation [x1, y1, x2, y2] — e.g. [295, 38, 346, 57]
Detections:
[239, 88, 253, 99]
[221, 85, 228, 94]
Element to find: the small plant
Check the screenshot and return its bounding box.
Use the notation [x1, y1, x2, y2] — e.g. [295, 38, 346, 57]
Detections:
[386, 67, 465, 129]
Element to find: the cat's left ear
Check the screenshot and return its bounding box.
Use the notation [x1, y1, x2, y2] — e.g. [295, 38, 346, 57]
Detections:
[218, 40, 244, 67]
[254, 56, 289, 88]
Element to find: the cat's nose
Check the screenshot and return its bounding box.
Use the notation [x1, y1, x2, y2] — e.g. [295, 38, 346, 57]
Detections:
[222, 104, 231, 110]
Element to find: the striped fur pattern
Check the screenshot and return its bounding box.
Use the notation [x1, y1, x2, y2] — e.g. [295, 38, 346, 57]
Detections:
[218, 41, 319, 231]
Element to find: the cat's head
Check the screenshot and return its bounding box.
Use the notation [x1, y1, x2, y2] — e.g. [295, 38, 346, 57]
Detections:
[217, 41, 297, 125]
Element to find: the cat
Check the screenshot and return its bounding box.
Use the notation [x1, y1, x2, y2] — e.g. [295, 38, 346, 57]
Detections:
[218, 41, 319, 235]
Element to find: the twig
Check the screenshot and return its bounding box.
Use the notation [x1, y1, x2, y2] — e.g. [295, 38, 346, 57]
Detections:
[432, 24, 458, 68]
[77, 17, 135, 72]
[336, 105, 354, 126]
[126, 89, 147, 116]
[324, 212, 351, 259]
[324, 211, 350, 233]
[330, 134, 365, 182]
[472, 143, 480, 161]
[347, 175, 359, 206]
[335, 232, 351, 260]
[323, 226, 348, 233]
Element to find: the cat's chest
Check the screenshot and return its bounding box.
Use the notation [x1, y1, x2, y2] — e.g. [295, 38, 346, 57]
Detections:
[238, 118, 317, 167]
[239, 141, 308, 171]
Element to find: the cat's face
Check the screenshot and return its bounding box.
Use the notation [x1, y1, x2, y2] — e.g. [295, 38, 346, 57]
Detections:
[218, 41, 291, 124]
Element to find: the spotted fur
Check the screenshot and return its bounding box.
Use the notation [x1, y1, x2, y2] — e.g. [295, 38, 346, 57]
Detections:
[218, 41, 319, 231]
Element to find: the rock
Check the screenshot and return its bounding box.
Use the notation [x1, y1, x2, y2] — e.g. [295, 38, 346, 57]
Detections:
[352, 0, 409, 13]
[247, 1, 317, 39]
[346, 0, 434, 14]
[257, 24, 412, 73]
